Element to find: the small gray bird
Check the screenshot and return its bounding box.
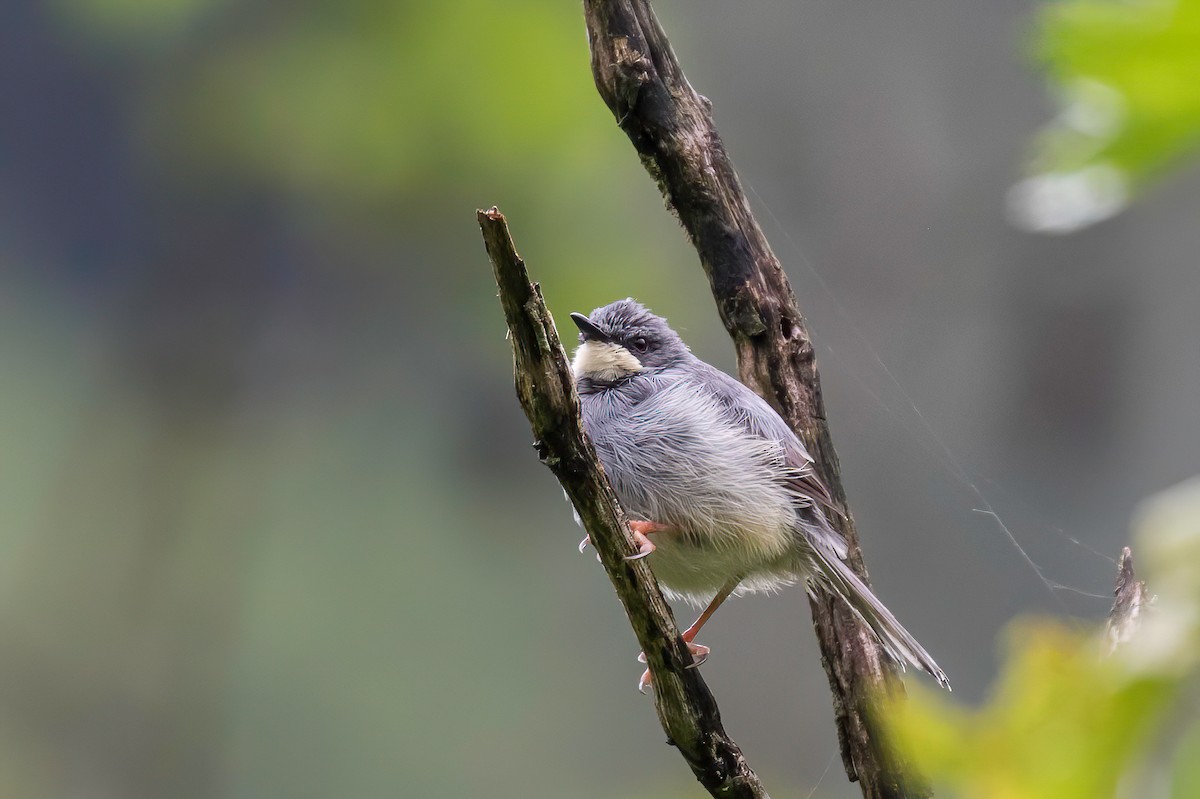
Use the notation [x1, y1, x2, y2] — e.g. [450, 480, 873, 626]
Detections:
[569, 299, 948, 691]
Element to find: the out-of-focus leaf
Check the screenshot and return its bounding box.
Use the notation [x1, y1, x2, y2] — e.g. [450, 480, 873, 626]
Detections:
[1172, 722, 1200, 799]
[50, 0, 232, 46]
[889, 623, 1176, 799]
[132, 1, 611, 200]
[1012, 0, 1200, 232]
[888, 476, 1200, 798]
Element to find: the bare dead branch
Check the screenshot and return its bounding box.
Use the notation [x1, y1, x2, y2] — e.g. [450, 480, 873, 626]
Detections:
[1105, 547, 1148, 655]
[478, 207, 770, 799]
[581, 2, 931, 797]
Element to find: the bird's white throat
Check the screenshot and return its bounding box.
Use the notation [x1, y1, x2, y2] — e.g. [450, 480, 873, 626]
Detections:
[572, 341, 643, 382]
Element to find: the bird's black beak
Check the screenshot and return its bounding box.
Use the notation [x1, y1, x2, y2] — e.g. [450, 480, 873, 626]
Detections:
[570, 312, 611, 343]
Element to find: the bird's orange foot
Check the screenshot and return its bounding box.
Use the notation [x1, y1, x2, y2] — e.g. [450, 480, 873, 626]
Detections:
[636, 641, 711, 694]
[625, 520, 668, 561]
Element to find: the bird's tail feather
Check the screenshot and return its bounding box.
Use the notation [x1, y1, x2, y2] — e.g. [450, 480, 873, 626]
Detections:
[809, 546, 951, 690]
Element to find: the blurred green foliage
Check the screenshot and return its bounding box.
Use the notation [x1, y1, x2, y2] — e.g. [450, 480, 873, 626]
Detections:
[51, 0, 232, 44]
[50, 0, 615, 204]
[890, 626, 1176, 799]
[152, 3, 603, 199]
[47, 0, 718, 332]
[1015, 0, 1200, 230]
[887, 477, 1200, 798]
[1031, 0, 1200, 184]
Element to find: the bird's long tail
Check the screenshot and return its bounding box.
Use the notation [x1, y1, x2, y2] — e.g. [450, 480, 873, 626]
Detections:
[808, 546, 951, 689]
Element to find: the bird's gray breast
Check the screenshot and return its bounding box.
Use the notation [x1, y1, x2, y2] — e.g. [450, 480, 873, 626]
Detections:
[580, 375, 803, 597]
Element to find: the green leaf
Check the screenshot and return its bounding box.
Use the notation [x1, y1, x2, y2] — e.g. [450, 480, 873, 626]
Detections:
[1014, 0, 1200, 231]
[1172, 721, 1200, 799]
[889, 623, 1176, 799]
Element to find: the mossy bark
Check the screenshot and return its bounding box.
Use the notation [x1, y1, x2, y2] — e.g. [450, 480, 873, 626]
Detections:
[479, 207, 770, 799]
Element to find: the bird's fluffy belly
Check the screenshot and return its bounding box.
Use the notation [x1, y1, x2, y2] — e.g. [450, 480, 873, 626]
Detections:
[591, 381, 808, 604]
[647, 523, 803, 605]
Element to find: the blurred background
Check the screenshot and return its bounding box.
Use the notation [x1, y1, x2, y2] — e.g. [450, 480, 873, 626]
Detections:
[2, 1, 1197, 797]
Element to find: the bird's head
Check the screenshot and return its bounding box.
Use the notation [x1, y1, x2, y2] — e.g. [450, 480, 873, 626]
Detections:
[569, 299, 689, 384]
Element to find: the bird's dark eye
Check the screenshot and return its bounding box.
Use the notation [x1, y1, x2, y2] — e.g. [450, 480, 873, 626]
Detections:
[630, 336, 649, 353]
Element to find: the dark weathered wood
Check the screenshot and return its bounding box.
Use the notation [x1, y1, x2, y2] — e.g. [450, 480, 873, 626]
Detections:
[478, 207, 771, 799]
[581, 3, 931, 797]
[1105, 547, 1147, 655]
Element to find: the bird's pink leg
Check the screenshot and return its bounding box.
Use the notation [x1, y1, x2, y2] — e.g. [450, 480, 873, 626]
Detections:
[624, 519, 668, 560]
[638, 578, 740, 694]
[578, 519, 669, 560]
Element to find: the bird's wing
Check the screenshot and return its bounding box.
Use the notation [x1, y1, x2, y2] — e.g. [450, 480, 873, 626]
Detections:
[692, 361, 848, 546]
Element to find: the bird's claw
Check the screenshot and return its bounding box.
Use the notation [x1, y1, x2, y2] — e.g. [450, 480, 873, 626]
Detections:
[635, 641, 710, 692]
[684, 643, 710, 669]
[623, 528, 657, 561]
[578, 534, 601, 562]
